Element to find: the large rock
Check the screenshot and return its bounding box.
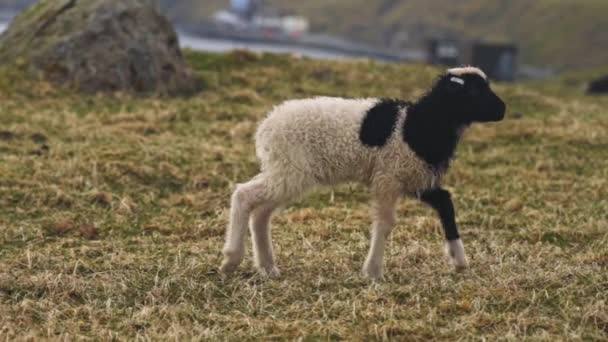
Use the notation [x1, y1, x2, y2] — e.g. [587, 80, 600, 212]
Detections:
[0, 0, 201, 95]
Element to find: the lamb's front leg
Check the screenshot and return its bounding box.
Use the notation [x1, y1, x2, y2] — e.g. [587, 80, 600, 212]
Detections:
[420, 188, 468, 269]
[362, 191, 400, 281]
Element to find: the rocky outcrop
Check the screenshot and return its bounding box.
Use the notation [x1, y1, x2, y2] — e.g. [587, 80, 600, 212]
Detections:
[0, 0, 201, 95]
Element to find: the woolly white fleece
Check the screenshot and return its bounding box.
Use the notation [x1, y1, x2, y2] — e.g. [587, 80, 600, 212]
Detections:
[254, 96, 437, 202]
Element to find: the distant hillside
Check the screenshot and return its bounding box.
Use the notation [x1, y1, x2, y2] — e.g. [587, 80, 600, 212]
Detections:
[167, 0, 608, 71]
[3, 0, 608, 70]
[0, 0, 32, 11]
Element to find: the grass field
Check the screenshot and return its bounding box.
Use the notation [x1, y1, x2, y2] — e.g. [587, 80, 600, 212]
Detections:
[0, 51, 607, 340]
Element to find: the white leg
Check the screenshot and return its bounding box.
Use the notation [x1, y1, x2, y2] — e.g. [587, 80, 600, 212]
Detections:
[220, 178, 268, 274]
[250, 202, 280, 277]
[362, 191, 400, 280]
[445, 239, 468, 269]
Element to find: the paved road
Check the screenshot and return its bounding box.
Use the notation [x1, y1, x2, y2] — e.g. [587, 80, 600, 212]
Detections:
[178, 31, 349, 60]
[0, 18, 352, 61]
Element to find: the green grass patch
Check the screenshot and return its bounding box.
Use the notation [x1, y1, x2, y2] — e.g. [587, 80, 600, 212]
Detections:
[0, 51, 607, 340]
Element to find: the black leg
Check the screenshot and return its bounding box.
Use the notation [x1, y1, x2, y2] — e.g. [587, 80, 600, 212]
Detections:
[420, 188, 460, 241]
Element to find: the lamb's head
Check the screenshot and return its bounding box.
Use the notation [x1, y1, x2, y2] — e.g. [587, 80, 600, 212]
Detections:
[432, 66, 506, 123]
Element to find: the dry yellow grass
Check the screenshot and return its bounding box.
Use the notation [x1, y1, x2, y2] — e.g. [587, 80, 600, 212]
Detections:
[0, 51, 607, 340]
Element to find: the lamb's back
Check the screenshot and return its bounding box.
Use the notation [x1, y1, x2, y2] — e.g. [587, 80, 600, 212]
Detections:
[255, 97, 379, 183]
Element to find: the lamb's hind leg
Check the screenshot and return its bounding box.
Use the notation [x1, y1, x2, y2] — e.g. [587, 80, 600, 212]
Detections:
[248, 171, 313, 276]
[362, 188, 401, 281]
[220, 176, 270, 274]
[250, 201, 280, 277]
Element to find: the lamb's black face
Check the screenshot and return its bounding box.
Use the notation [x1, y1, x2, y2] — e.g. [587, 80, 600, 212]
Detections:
[440, 72, 506, 123]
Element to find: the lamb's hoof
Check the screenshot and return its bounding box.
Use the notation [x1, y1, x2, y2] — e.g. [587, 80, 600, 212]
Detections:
[219, 259, 240, 275]
[445, 239, 468, 271]
[362, 264, 384, 281]
[453, 263, 468, 272]
[257, 265, 281, 278]
[220, 248, 244, 275]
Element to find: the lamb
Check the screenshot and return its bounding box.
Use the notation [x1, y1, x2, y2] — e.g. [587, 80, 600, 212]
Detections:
[220, 66, 506, 280]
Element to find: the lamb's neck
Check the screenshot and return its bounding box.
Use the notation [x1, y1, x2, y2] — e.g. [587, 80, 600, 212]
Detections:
[402, 98, 468, 172]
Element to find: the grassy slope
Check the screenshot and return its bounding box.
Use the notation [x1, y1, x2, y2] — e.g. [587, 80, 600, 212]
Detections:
[171, 0, 608, 70]
[0, 51, 607, 339]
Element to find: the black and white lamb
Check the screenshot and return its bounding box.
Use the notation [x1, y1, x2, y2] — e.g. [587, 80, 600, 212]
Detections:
[220, 66, 506, 280]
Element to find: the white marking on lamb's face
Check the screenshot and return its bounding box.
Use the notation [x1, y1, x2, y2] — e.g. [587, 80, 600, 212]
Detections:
[450, 77, 465, 85]
[448, 66, 488, 81]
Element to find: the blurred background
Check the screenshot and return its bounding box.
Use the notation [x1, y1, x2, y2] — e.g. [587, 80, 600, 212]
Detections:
[2, 0, 607, 82]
